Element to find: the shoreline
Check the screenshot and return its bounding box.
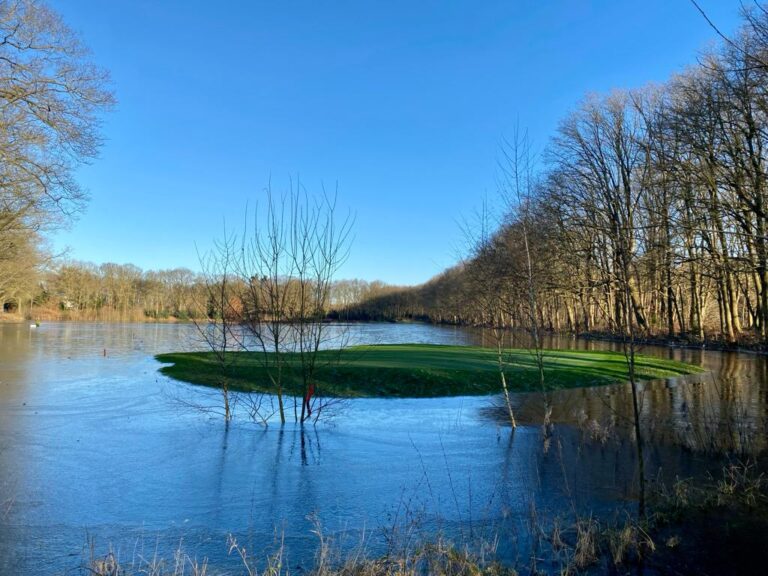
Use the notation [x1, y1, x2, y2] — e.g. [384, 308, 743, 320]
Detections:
[577, 330, 768, 355]
[5, 312, 768, 355]
[417, 317, 768, 356]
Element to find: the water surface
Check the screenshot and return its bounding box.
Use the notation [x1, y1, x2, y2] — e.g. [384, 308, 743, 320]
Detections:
[0, 322, 765, 573]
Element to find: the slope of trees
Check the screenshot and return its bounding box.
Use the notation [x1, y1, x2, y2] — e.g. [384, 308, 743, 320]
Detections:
[346, 5, 768, 346]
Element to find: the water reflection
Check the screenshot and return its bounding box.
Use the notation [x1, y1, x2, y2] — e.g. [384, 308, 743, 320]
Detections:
[0, 322, 767, 573]
[479, 340, 768, 456]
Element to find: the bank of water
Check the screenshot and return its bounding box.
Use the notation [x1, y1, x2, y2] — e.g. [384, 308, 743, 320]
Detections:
[0, 322, 765, 573]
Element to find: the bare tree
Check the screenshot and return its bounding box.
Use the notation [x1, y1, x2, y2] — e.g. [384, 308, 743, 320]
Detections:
[463, 202, 517, 429]
[236, 179, 353, 425]
[0, 0, 113, 231]
[0, 0, 113, 311]
[238, 185, 294, 424]
[499, 127, 552, 434]
[194, 231, 241, 423]
[287, 186, 353, 423]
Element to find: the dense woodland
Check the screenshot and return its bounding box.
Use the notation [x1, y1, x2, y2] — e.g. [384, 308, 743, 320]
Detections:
[344, 6, 768, 346]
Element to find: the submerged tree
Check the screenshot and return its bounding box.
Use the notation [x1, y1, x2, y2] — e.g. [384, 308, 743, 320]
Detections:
[499, 128, 553, 434]
[241, 182, 352, 424]
[463, 198, 517, 428]
[198, 180, 353, 425]
[194, 230, 244, 423]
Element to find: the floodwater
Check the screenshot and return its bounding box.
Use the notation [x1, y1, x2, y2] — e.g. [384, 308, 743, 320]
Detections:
[0, 322, 766, 574]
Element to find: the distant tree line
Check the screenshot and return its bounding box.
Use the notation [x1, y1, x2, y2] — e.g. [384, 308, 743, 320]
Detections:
[8, 259, 386, 322]
[35, 262, 205, 320]
[345, 5, 768, 345]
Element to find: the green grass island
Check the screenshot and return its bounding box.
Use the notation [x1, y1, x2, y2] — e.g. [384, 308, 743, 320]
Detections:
[156, 343, 704, 398]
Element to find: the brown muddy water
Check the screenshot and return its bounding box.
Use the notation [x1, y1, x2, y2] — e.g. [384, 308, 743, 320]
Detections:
[0, 322, 766, 574]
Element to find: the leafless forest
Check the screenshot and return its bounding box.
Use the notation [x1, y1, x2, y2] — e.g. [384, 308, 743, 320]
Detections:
[346, 6, 768, 348]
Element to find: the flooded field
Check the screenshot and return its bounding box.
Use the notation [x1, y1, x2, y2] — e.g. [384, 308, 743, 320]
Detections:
[0, 322, 765, 573]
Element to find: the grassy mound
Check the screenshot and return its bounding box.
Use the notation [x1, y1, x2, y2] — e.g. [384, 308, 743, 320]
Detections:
[155, 344, 703, 398]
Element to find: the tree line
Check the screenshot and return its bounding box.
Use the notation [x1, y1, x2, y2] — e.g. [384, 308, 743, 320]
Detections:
[344, 5, 768, 346]
[3, 258, 391, 322]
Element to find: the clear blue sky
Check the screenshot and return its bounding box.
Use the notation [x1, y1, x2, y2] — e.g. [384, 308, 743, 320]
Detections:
[50, 0, 743, 285]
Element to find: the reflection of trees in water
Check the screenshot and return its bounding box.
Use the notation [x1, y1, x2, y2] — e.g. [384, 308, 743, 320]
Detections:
[664, 352, 768, 455]
[297, 426, 321, 467]
[475, 332, 768, 457]
[492, 351, 768, 457]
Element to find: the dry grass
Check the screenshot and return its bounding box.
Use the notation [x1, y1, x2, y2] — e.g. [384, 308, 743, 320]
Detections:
[654, 460, 768, 514]
[606, 518, 655, 566]
[715, 461, 766, 507]
[84, 532, 518, 576]
[572, 517, 598, 570]
[86, 542, 211, 576]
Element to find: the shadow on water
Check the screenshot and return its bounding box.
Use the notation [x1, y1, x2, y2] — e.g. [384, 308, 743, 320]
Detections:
[0, 322, 767, 573]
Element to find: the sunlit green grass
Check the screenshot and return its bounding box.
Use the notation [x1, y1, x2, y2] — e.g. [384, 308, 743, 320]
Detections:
[156, 343, 703, 398]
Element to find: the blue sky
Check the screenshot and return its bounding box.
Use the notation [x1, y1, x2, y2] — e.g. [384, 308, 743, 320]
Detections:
[50, 0, 744, 285]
